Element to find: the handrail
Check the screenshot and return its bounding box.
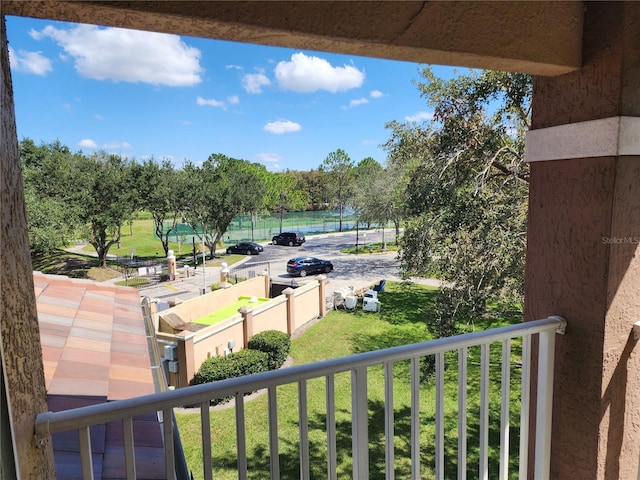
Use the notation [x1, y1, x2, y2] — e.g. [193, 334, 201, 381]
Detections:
[34, 315, 565, 438]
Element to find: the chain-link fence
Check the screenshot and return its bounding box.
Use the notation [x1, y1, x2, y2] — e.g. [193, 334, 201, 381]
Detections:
[164, 210, 388, 246]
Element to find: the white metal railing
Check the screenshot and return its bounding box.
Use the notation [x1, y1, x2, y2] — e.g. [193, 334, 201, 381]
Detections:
[34, 315, 565, 480]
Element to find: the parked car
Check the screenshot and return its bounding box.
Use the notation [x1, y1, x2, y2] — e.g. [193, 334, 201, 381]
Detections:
[272, 231, 306, 246]
[287, 256, 333, 277]
[226, 242, 264, 255]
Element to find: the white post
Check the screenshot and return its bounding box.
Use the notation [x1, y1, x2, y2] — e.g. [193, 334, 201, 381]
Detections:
[534, 328, 557, 479]
[351, 367, 368, 479]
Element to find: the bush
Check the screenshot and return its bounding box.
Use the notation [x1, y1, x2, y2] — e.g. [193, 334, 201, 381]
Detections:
[193, 349, 270, 385]
[191, 349, 269, 404]
[248, 330, 291, 370]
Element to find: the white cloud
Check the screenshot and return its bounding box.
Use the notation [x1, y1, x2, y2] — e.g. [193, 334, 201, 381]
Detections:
[256, 152, 281, 164]
[34, 24, 203, 86]
[346, 97, 369, 108]
[8, 46, 52, 75]
[94, 114, 103, 120]
[227, 95, 240, 105]
[256, 152, 282, 171]
[263, 120, 302, 134]
[370, 90, 384, 98]
[405, 111, 434, 122]
[78, 139, 98, 149]
[103, 141, 131, 149]
[197, 96, 226, 109]
[275, 52, 364, 93]
[242, 71, 271, 94]
[226, 64, 243, 71]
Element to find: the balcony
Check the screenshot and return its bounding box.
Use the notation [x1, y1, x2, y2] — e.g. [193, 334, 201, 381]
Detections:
[34, 316, 565, 480]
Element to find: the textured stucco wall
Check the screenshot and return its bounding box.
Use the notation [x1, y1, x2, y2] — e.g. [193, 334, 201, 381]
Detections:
[3, 1, 583, 75]
[0, 16, 55, 479]
[525, 4, 640, 479]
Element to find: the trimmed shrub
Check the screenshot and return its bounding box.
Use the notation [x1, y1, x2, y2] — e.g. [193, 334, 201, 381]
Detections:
[248, 330, 291, 370]
[191, 349, 269, 405]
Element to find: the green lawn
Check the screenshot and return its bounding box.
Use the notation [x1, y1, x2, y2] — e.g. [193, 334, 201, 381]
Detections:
[176, 282, 524, 480]
[340, 241, 398, 254]
[31, 218, 245, 282]
[193, 297, 270, 326]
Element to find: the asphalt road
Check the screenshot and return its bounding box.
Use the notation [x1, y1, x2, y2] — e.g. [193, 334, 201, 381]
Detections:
[138, 228, 439, 303]
[233, 229, 405, 294]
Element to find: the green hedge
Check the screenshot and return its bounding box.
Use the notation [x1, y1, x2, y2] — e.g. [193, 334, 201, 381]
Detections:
[193, 349, 269, 385]
[191, 349, 269, 404]
[190, 330, 291, 405]
[248, 330, 291, 370]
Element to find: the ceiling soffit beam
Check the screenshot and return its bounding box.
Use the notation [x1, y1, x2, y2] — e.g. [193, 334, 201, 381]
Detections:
[3, 1, 583, 76]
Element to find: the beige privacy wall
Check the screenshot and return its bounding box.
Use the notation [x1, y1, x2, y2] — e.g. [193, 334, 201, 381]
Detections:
[155, 278, 325, 387]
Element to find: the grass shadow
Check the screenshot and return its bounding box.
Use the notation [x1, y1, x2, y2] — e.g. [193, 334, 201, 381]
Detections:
[31, 250, 100, 279]
[377, 282, 438, 326]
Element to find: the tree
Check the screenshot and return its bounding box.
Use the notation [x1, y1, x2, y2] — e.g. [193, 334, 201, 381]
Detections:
[385, 68, 531, 332]
[271, 171, 310, 233]
[20, 139, 85, 256]
[77, 152, 136, 267]
[321, 149, 354, 232]
[352, 157, 383, 230]
[134, 158, 182, 256]
[181, 154, 269, 257]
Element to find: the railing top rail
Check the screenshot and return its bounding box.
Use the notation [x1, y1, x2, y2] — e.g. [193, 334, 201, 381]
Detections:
[34, 315, 565, 438]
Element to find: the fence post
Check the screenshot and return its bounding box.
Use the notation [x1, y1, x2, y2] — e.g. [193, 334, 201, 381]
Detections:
[175, 334, 194, 388]
[318, 275, 327, 317]
[534, 328, 558, 479]
[283, 288, 295, 334]
[263, 272, 270, 297]
[240, 306, 254, 348]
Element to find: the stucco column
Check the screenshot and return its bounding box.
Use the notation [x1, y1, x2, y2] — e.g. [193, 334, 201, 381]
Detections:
[524, 4, 640, 479]
[317, 275, 327, 317]
[262, 272, 270, 297]
[283, 287, 295, 334]
[175, 334, 194, 388]
[240, 306, 254, 348]
[0, 16, 56, 478]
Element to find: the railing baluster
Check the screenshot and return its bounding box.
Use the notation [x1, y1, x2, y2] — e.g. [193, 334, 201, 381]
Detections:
[352, 366, 369, 479]
[411, 357, 420, 480]
[479, 343, 490, 480]
[299, 380, 310, 480]
[162, 408, 176, 480]
[499, 339, 511, 480]
[519, 334, 531, 480]
[235, 393, 248, 480]
[458, 347, 468, 480]
[435, 352, 445, 480]
[31, 316, 565, 480]
[200, 401, 213, 480]
[268, 386, 280, 478]
[326, 374, 337, 480]
[384, 362, 395, 480]
[78, 426, 94, 479]
[534, 328, 558, 479]
[122, 417, 136, 480]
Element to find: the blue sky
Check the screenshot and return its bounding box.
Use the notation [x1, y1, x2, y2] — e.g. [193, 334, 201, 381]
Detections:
[6, 16, 453, 172]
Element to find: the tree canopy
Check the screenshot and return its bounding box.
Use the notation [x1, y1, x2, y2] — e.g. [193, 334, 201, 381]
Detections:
[385, 68, 531, 331]
[321, 149, 354, 232]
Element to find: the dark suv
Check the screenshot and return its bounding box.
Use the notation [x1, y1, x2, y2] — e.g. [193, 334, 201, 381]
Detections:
[272, 232, 306, 246]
